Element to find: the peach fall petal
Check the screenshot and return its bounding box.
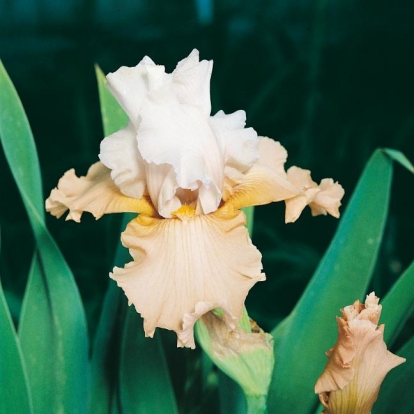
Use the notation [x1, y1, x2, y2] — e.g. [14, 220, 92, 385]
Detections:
[285, 166, 344, 223]
[223, 137, 298, 209]
[110, 207, 264, 348]
[45, 161, 155, 222]
[315, 292, 405, 414]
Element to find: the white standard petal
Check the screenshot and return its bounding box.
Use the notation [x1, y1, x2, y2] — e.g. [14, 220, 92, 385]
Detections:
[145, 162, 182, 218]
[138, 82, 225, 217]
[210, 110, 259, 171]
[99, 123, 146, 199]
[106, 56, 168, 128]
[173, 49, 213, 115]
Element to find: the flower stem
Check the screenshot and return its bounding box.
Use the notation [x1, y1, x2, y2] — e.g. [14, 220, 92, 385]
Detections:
[245, 394, 268, 414]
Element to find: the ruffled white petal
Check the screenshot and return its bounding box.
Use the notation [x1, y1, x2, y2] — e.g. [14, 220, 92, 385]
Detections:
[210, 110, 259, 170]
[106, 56, 167, 129]
[145, 163, 182, 218]
[45, 162, 155, 222]
[110, 208, 265, 348]
[104, 50, 273, 219]
[137, 82, 224, 216]
[99, 123, 146, 199]
[173, 49, 213, 115]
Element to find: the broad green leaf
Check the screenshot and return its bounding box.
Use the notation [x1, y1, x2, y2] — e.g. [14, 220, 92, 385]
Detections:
[119, 307, 179, 414]
[379, 150, 414, 345]
[19, 245, 89, 414]
[218, 373, 247, 414]
[0, 270, 33, 414]
[268, 150, 394, 414]
[0, 61, 89, 414]
[381, 260, 414, 346]
[95, 65, 128, 136]
[373, 334, 414, 414]
[89, 281, 125, 414]
[0, 61, 43, 218]
[89, 215, 131, 414]
[383, 148, 414, 173]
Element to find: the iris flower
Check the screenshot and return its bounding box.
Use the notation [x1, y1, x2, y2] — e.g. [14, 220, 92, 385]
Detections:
[46, 50, 344, 348]
[315, 292, 405, 414]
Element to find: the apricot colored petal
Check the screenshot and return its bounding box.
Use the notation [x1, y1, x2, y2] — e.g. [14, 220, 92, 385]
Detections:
[223, 163, 298, 211]
[99, 123, 147, 199]
[256, 137, 288, 175]
[314, 317, 356, 394]
[284, 188, 320, 223]
[310, 178, 345, 218]
[110, 209, 265, 348]
[286, 166, 316, 188]
[222, 136, 297, 209]
[222, 165, 245, 202]
[45, 161, 155, 222]
[285, 167, 318, 223]
[285, 167, 344, 223]
[315, 293, 405, 414]
[320, 324, 405, 414]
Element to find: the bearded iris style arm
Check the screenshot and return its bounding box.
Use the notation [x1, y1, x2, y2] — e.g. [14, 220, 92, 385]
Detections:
[46, 49, 344, 348]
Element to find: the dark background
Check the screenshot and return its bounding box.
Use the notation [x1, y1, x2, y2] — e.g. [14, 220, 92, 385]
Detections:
[1, 0, 414, 338]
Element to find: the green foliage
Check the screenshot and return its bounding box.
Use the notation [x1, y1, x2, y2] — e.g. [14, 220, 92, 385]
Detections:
[374, 335, 414, 414]
[119, 307, 179, 414]
[382, 261, 414, 346]
[95, 66, 129, 136]
[0, 270, 33, 414]
[0, 61, 89, 414]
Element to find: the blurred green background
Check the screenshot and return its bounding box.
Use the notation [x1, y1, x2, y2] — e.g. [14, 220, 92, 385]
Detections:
[1, 0, 413, 338]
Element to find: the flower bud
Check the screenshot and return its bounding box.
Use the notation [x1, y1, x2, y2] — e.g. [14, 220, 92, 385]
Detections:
[195, 306, 274, 410]
[315, 292, 405, 414]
